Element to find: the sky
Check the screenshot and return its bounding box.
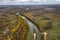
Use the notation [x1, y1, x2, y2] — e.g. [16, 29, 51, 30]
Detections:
[0, 0, 60, 5]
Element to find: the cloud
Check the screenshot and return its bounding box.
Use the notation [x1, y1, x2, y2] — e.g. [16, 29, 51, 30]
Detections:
[56, 0, 60, 1]
[0, 0, 60, 5]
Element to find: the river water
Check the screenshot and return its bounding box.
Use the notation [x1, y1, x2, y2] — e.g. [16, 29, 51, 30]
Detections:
[21, 16, 41, 40]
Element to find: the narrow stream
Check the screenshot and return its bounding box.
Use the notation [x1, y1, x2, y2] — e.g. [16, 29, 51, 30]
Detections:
[21, 16, 41, 40]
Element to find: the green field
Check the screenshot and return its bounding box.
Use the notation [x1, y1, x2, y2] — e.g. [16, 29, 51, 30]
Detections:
[24, 12, 60, 40]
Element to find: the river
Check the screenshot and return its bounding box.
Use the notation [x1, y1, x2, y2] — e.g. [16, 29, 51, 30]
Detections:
[21, 16, 41, 40]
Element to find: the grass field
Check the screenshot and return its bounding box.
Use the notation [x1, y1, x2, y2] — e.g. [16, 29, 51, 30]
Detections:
[0, 12, 29, 40]
[0, 5, 60, 40]
[23, 12, 60, 40]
